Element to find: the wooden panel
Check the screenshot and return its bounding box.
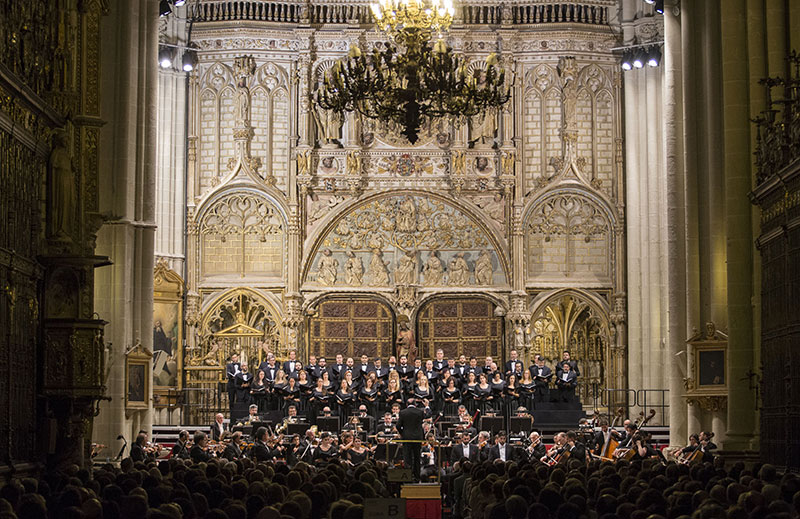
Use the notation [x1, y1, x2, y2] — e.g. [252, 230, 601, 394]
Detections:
[309, 299, 395, 360]
[417, 298, 503, 361]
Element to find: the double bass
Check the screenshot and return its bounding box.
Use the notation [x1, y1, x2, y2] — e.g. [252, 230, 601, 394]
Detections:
[595, 407, 624, 462]
[614, 409, 656, 461]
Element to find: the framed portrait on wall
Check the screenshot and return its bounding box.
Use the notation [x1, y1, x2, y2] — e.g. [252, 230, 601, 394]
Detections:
[686, 322, 728, 398]
[696, 346, 726, 388]
[126, 346, 151, 410]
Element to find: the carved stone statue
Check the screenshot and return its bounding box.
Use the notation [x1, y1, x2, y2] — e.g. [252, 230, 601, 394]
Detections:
[344, 250, 363, 286]
[423, 251, 444, 286]
[473, 109, 497, 147]
[346, 149, 361, 176]
[448, 252, 470, 285]
[308, 193, 346, 224]
[316, 248, 339, 286]
[395, 250, 417, 285]
[368, 249, 390, 286]
[396, 196, 417, 233]
[475, 249, 494, 285]
[313, 104, 343, 147]
[48, 129, 74, 240]
[397, 322, 417, 363]
[235, 78, 251, 124]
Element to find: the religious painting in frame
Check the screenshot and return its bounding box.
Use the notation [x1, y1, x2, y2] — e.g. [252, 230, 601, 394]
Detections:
[125, 345, 151, 410]
[696, 345, 726, 388]
[153, 259, 184, 388]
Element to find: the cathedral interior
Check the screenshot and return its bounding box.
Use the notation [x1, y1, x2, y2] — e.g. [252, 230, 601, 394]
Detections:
[1, 0, 799, 476]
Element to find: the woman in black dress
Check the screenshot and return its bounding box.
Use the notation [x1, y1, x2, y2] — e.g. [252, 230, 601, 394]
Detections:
[383, 376, 404, 413]
[490, 371, 506, 412]
[282, 376, 301, 412]
[344, 435, 370, 466]
[310, 377, 331, 425]
[296, 369, 312, 413]
[250, 369, 268, 412]
[462, 372, 479, 413]
[476, 373, 493, 414]
[413, 372, 432, 403]
[504, 373, 520, 416]
[320, 371, 334, 394]
[313, 432, 338, 462]
[359, 376, 379, 417]
[519, 370, 536, 411]
[442, 376, 461, 417]
[335, 380, 355, 427]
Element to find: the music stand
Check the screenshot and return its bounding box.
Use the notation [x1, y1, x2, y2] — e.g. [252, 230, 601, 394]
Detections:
[287, 423, 308, 436]
[317, 417, 340, 433]
[479, 416, 504, 434]
[509, 416, 533, 435]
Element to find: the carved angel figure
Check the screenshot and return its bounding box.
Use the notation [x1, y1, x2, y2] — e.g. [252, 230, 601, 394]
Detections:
[423, 251, 444, 286]
[448, 252, 470, 285]
[475, 249, 494, 285]
[344, 251, 363, 286]
[316, 248, 339, 286]
[368, 249, 390, 286]
[396, 196, 417, 233]
[48, 129, 74, 240]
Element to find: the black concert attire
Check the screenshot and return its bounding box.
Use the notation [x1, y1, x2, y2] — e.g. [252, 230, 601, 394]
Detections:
[335, 389, 355, 427]
[556, 370, 578, 403]
[568, 442, 587, 464]
[190, 444, 212, 463]
[488, 442, 515, 462]
[374, 366, 389, 383]
[397, 403, 425, 482]
[171, 440, 190, 460]
[530, 364, 552, 403]
[210, 421, 227, 441]
[130, 442, 147, 463]
[463, 382, 479, 413]
[260, 362, 279, 382]
[222, 441, 242, 461]
[250, 376, 268, 411]
[282, 359, 299, 377]
[313, 444, 338, 462]
[504, 359, 519, 374]
[475, 384, 492, 414]
[382, 387, 404, 413]
[504, 383, 520, 416]
[490, 379, 506, 412]
[454, 364, 468, 381]
[331, 363, 346, 382]
[359, 385, 379, 417]
[252, 439, 272, 463]
[631, 441, 660, 461]
[421, 443, 442, 480]
[518, 441, 547, 464]
[234, 370, 253, 405]
[297, 379, 313, 413]
[226, 361, 241, 412]
[556, 359, 580, 378]
[443, 386, 461, 416]
[346, 448, 369, 466]
[450, 442, 478, 464]
[433, 359, 447, 372]
[519, 381, 536, 411]
[397, 364, 414, 390]
[413, 383, 431, 403]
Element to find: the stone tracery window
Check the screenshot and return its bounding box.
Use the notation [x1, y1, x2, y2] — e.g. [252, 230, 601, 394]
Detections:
[200, 192, 284, 277]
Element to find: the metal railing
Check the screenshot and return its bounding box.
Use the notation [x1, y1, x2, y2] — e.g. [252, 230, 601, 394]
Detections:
[193, 0, 612, 26]
[592, 388, 670, 426]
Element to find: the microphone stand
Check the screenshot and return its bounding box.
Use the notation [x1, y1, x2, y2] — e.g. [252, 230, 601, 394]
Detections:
[115, 435, 127, 461]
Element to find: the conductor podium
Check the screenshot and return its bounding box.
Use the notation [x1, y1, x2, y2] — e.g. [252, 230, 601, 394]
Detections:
[401, 483, 441, 519]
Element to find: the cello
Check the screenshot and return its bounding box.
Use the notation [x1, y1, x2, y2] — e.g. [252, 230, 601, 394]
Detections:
[614, 409, 656, 461]
[595, 407, 624, 462]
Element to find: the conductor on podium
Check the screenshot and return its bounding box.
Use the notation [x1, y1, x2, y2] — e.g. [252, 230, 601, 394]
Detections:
[397, 398, 425, 482]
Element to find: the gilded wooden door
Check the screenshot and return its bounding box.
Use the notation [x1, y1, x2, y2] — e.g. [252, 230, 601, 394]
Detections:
[309, 298, 395, 359]
[416, 297, 503, 361]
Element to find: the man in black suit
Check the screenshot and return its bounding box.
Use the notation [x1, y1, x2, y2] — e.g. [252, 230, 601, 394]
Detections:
[259, 354, 279, 382]
[190, 431, 212, 463]
[171, 430, 190, 460]
[454, 355, 468, 380]
[504, 349, 520, 375]
[311, 357, 329, 382]
[251, 427, 272, 463]
[517, 431, 547, 463]
[488, 431, 515, 462]
[357, 354, 372, 381]
[565, 430, 587, 464]
[423, 360, 439, 384]
[450, 432, 478, 464]
[210, 413, 227, 441]
[555, 350, 580, 378]
[530, 356, 552, 403]
[555, 362, 578, 403]
[373, 357, 389, 382]
[397, 398, 425, 482]
[282, 349, 299, 377]
[433, 349, 447, 371]
[331, 354, 346, 382]
[466, 356, 482, 378]
[129, 432, 148, 463]
[226, 354, 241, 412]
[222, 431, 244, 461]
[235, 363, 253, 404]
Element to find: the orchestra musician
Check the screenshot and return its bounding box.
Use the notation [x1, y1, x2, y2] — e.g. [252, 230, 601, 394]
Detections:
[450, 432, 478, 464]
[476, 430, 492, 462]
[564, 430, 588, 464]
[519, 431, 546, 463]
[420, 431, 443, 479]
[210, 413, 227, 441]
[252, 427, 271, 462]
[190, 431, 213, 463]
[313, 432, 338, 461]
[170, 430, 190, 460]
[222, 431, 243, 461]
[130, 432, 149, 463]
[244, 404, 260, 425]
[488, 431, 515, 462]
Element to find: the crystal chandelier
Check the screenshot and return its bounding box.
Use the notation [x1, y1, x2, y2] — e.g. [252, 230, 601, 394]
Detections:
[313, 0, 513, 144]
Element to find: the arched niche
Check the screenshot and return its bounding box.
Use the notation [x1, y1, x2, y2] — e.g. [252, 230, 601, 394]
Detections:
[302, 191, 510, 290]
[524, 189, 615, 284]
[307, 296, 396, 360]
[416, 295, 504, 362]
[197, 190, 286, 279]
[529, 290, 611, 405]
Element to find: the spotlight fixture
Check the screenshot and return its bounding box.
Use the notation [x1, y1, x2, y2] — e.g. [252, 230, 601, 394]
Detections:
[174, 0, 186, 5]
[159, 47, 173, 69]
[647, 47, 662, 67]
[632, 51, 645, 69]
[621, 51, 633, 71]
[654, 0, 664, 13]
[182, 49, 197, 72]
[159, 0, 172, 17]
[643, 0, 655, 3]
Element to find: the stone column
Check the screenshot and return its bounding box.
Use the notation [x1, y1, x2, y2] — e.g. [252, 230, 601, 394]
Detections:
[721, 0, 757, 451]
[93, 0, 158, 452]
[663, 0, 689, 447]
